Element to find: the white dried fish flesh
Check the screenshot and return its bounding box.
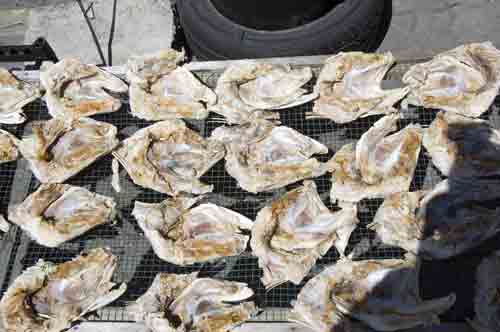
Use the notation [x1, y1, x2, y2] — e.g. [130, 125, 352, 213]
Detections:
[211, 120, 329, 193]
[40, 58, 127, 119]
[330, 114, 423, 203]
[113, 120, 224, 195]
[0, 248, 127, 332]
[0, 67, 39, 124]
[18, 117, 118, 183]
[128, 273, 257, 332]
[132, 196, 252, 265]
[403, 42, 500, 118]
[290, 255, 455, 332]
[310, 52, 409, 124]
[9, 184, 116, 247]
[127, 50, 215, 120]
[251, 181, 359, 289]
[210, 61, 314, 124]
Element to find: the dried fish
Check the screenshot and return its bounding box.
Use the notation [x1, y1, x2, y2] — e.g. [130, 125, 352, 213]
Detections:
[18, 117, 118, 183]
[40, 58, 127, 119]
[369, 178, 500, 259]
[9, 184, 116, 247]
[210, 61, 314, 124]
[0, 67, 39, 123]
[290, 255, 455, 332]
[403, 42, 500, 118]
[0, 128, 19, 164]
[329, 114, 422, 203]
[310, 52, 409, 123]
[0, 214, 10, 233]
[424, 111, 500, 177]
[113, 120, 224, 195]
[251, 181, 359, 289]
[128, 273, 257, 332]
[0, 248, 127, 332]
[127, 50, 215, 120]
[211, 120, 329, 193]
[132, 196, 252, 265]
[126, 49, 185, 86]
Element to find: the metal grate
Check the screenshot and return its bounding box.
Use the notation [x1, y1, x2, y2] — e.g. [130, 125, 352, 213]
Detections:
[1, 62, 499, 322]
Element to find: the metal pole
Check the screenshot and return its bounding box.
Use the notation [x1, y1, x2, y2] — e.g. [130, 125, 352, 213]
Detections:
[75, 0, 107, 66]
[107, 0, 118, 66]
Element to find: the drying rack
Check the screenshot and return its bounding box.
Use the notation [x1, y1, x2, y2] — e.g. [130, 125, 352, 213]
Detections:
[0, 54, 493, 331]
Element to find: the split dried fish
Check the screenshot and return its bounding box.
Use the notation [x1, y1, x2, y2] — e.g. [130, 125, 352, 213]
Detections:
[113, 120, 224, 195]
[132, 196, 252, 265]
[309, 52, 409, 124]
[127, 50, 215, 120]
[126, 49, 185, 86]
[369, 178, 500, 259]
[18, 117, 118, 183]
[251, 181, 359, 289]
[0, 248, 127, 332]
[128, 273, 257, 332]
[424, 111, 500, 177]
[210, 61, 314, 124]
[290, 255, 455, 332]
[403, 42, 500, 118]
[0, 128, 19, 164]
[468, 250, 500, 332]
[211, 120, 329, 193]
[0, 214, 10, 233]
[329, 114, 422, 203]
[9, 184, 116, 247]
[0, 67, 39, 123]
[40, 58, 128, 119]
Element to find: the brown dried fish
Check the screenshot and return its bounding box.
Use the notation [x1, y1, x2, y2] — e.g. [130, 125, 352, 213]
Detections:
[211, 120, 329, 193]
[210, 61, 314, 124]
[113, 120, 224, 195]
[132, 196, 252, 265]
[329, 115, 422, 203]
[9, 184, 116, 247]
[403, 42, 500, 117]
[0, 128, 19, 164]
[40, 58, 127, 119]
[468, 250, 500, 332]
[0, 248, 127, 332]
[127, 50, 215, 120]
[290, 255, 455, 332]
[251, 181, 359, 289]
[309, 52, 409, 124]
[18, 117, 118, 183]
[369, 178, 500, 259]
[424, 111, 500, 177]
[128, 273, 257, 332]
[0, 67, 39, 124]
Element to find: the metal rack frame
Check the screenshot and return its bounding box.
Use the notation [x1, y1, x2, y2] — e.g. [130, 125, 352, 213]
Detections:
[0, 55, 493, 328]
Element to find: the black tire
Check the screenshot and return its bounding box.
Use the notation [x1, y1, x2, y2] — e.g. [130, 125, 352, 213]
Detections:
[177, 0, 392, 60]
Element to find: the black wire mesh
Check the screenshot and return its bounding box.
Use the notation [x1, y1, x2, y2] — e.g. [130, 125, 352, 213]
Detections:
[1, 62, 498, 322]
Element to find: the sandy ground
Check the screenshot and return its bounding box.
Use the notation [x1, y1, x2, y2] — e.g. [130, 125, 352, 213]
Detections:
[379, 0, 500, 53]
[1, 0, 174, 65]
